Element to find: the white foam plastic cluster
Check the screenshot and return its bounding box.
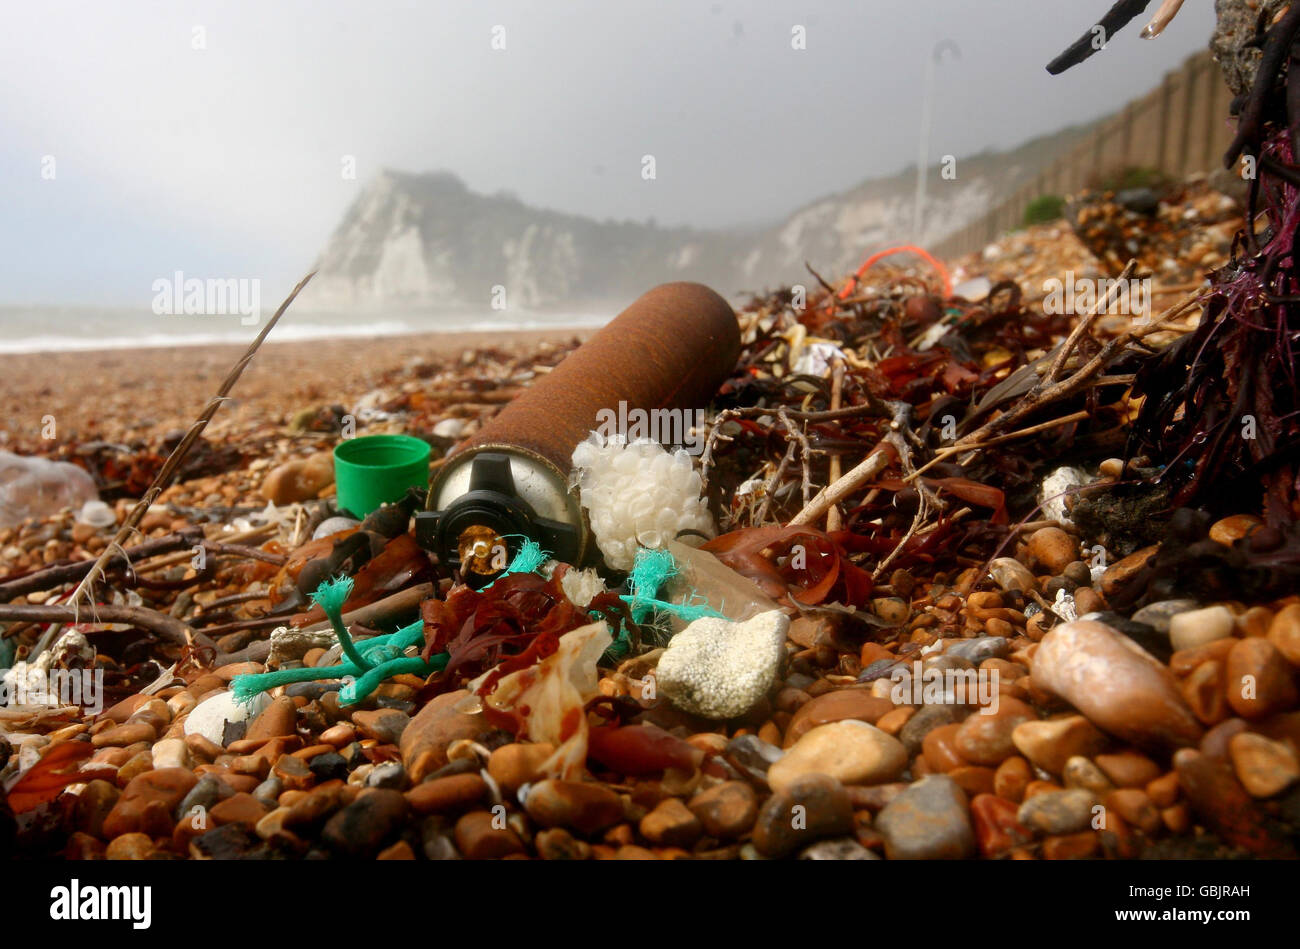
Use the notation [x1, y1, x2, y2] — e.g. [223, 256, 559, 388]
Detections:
[570, 433, 715, 571]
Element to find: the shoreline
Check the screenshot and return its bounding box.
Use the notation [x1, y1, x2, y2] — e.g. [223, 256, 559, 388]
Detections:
[0, 327, 592, 453]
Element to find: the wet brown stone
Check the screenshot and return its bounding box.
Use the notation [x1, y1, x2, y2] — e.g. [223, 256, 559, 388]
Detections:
[1182, 660, 1228, 725]
[752, 773, 854, 858]
[1227, 732, 1300, 798]
[400, 690, 495, 783]
[244, 695, 297, 742]
[781, 689, 896, 747]
[102, 768, 198, 839]
[487, 742, 555, 795]
[1028, 527, 1076, 575]
[952, 697, 1035, 766]
[455, 810, 525, 859]
[994, 756, 1033, 802]
[105, 832, 156, 860]
[970, 793, 1033, 858]
[687, 781, 757, 839]
[639, 797, 702, 847]
[1011, 715, 1110, 775]
[1173, 748, 1295, 858]
[1105, 788, 1161, 834]
[1032, 620, 1202, 749]
[406, 773, 488, 815]
[91, 722, 156, 748]
[1224, 638, 1298, 719]
[72, 779, 120, 838]
[524, 780, 624, 836]
[1093, 750, 1161, 788]
[210, 792, 269, 827]
[351, 708, 411, 745]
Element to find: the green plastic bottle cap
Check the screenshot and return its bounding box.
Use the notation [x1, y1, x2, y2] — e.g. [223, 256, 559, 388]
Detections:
[333, 434, 432, 518]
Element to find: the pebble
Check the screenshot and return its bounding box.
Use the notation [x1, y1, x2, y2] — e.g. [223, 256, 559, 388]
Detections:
[970, 793, 1033, 857]
[454, 810, 525, 859]
[535, 827, 591, 860]
[150, 738, 191, 771]
[1093, 750, 1161, 788]
[1173, 748, 1296, 858]
[943, 636, 1010, 664]
[639, 798, 703, 847]
[798, 837, 879, 860]
[767, 720, 907, 792]
[91, 722, 156, 748]
[871, 597, 910, 625]
[253, 776, 283, 805]
[364, 761, 407, 789]
[874, 775, 975, 860]
[1062, 756, 1114, 794]
[351, 708, 411, 745]
[1099, 545, 1157, 596]
[1267, 604, 1300, 666]
[116, 750, 155, 785]
[184, 690, 271, 747]
[1032, 620, 1202, 748]
[1225, 638, 1298, 719]
[103, 768, 198, 839]
[655, 610, 789, 719]
[1028, 526, 1076, 574]
[989, 557, 1036, 593]
[1209, 514, 1262, 545]
[781, 689, 895, 747]
[1130, 599, 1199, 634]
[1168, 605, 1236, 652]
[210, 792, 269, 827]
[1182, 659, 1228, 725]
[752, 774, 854, 859]
[487, 742, 555, 795]
[952, 697, 1035, 766]
[174, 775, 227, 823]
[399, 689, 496, 783]
[407, 773, 488, 815]
[309, 752, 351, 783]
[72, 780, 120, 838]
[1016, 788, 1097, 835]
[687, 781, 758, 839]
[272, 754, 314, 790]
[1106, 788, 1162, 834]
[994, 756, 1033, 802]
[320, 723, 357, 747]
[898, 703, 962, 756]
[1011, 716, 1109, 775]
[523, 779, 624, 835]
[245, 695, 298, 742]
[260, 452, 334, 505]
[105, 832, 156, 860]
[1227, 732, 1300, 798]
[320, 787, 408, 857]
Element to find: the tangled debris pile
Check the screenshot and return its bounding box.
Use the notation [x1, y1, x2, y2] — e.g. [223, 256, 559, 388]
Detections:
[6, 172, 1300, 861]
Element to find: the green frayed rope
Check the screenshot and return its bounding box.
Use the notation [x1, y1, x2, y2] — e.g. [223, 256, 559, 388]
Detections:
[594, 546, 726, 662]
[229, 540, 554, 708]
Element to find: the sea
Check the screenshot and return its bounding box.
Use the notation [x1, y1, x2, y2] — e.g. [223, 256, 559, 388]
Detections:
[0, 304, 613, 355]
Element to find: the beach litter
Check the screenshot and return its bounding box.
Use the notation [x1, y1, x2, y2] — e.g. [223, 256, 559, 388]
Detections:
[5, 162, 1300, 862]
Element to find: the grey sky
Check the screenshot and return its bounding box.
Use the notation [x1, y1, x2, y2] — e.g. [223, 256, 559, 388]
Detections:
[0, 0, 1218, 304]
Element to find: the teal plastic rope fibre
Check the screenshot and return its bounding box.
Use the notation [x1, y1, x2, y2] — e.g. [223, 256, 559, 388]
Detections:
[230, 575, 448, 707]
[229, 540, 554, 708]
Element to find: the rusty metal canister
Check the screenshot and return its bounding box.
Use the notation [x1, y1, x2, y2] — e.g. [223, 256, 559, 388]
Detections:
[416, 281, 740, 577]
